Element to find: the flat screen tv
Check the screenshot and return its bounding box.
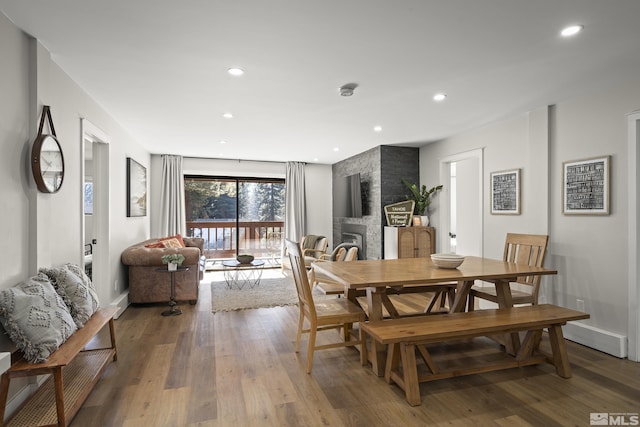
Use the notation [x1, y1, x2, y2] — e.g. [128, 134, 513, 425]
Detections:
[333, 173, 367, 218]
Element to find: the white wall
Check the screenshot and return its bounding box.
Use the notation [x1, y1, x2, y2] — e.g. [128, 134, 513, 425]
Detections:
[0, 12, 152, 415]
[420, 78, 640, 357]
[150, 156, 333, 245]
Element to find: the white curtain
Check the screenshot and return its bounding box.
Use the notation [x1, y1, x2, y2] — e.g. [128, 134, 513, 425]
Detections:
[159, 155, 186, 236]
[285, 161, 306, 242]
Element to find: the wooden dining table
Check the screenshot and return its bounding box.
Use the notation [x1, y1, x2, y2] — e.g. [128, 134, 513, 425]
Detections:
[312, 256, 558, 375]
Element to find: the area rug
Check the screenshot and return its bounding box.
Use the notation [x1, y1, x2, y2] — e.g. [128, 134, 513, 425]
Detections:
[210, 275, 299, 312]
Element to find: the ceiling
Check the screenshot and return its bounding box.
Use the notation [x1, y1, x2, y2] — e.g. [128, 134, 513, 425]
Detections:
[2, 1, 640, 165]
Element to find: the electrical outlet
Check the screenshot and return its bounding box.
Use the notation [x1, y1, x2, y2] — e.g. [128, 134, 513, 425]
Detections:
[576, 299, 585, 312]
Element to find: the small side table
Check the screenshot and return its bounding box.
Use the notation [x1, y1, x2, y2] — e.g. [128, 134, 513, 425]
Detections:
[156, 266, 189, 316]
[221, 260, 265, 289]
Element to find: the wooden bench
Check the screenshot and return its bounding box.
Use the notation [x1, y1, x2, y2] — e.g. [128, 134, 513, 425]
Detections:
[0, 307, 118, 426]
[359, 304, 589, 406]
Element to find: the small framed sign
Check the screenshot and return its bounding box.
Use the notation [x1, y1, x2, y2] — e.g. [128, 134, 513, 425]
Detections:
[562, 155, 610, 215]
[491, 169, 520, 215]
[384, 200, 414, 227]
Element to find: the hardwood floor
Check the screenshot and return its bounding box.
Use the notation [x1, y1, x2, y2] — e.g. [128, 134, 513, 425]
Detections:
[72, 280, 640, 426]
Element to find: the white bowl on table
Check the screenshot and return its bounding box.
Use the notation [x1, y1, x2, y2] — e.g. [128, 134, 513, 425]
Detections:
[430, 253, 465, 269]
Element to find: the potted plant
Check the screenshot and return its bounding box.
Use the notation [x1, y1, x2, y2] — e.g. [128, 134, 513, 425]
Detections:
[401, 178, 443, 226]
[162, 253, 185, 271]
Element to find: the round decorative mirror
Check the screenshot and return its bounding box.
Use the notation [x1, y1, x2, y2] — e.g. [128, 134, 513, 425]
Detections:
[32, 134, 65, 193]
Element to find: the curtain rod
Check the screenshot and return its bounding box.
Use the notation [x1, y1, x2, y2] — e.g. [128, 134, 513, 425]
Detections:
[181, 155, 305, 165]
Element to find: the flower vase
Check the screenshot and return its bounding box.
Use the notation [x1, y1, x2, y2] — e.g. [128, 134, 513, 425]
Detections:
[168, 262, 178, 271]
[420, 215, 429, 226]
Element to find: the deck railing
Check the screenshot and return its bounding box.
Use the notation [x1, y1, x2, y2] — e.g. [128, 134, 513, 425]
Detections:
[186, 220, 284, 260]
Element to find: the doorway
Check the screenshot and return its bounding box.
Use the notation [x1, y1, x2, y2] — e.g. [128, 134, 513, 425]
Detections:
[81, 119, 111, 306]
[438, 149, 483, 257]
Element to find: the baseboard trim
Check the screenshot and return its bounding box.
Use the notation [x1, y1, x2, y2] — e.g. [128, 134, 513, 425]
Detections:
[563, 321, 628, 359]
[110, 291, 130, 319]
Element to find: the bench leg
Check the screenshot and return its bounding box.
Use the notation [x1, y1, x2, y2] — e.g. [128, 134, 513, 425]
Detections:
[109, 317, 118, 362]
[0, 373, 10, 425]
[399, 343, 422, 406]
[360, 330, 368, 366]
[385, 343, 400, 384]
[53, 367, 65, 427]
[548, 325, 572, 378]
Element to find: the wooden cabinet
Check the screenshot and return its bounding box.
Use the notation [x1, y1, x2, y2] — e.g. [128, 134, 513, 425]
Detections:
[384, 226, 435, 259]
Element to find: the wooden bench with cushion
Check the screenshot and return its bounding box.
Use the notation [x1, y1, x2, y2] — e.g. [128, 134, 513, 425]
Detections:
[359, 304, 589, 406]
[0, 307, 118, 426]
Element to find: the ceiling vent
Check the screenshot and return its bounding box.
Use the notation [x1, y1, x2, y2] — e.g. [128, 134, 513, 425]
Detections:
[339, 83, 358, 96]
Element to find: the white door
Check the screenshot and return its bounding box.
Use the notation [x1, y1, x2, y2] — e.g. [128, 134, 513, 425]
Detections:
[455, 157, 482, 256]
[439, 149, 483, 257]
[82, 120, 111, 306]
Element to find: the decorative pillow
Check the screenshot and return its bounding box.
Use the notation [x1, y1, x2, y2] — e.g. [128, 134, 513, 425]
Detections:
[144, 241, 165, 248]
[0, 274, 77, 363]
[39, 264, 99, 328]
[159, 234, 186, 248]
[160, 238, 182, 249]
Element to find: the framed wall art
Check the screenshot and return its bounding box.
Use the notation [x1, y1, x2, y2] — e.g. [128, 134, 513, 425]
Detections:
[126, 157, 147, 217]
[563, 155, 610, 215]
[491, 169, 520, 215]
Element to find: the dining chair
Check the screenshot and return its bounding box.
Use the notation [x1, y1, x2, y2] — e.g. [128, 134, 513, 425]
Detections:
[312, 247, 358, 296]
[468, 233, 549, 310]
[285, 239, 365, 374]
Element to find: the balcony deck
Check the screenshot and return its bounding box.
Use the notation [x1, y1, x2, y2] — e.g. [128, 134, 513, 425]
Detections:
[187, 220, 284, 265]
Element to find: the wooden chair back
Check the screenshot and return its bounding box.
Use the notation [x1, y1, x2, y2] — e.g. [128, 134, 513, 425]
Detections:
[344, 247, 358, 262]
[286, 239, 316, 320]
[334, 247, 347, 262]
[503, 233, 549, 299]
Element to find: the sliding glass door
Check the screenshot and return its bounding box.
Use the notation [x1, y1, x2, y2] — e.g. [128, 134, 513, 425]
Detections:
[184, 176, 285, 261]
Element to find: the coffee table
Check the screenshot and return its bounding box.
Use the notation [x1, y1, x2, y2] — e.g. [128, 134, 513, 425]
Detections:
[222, 259, 266, 289]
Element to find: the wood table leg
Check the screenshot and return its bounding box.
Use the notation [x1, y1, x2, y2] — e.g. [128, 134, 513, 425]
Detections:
[366, 287, 387, 376]
[494, 279, 520, 354]
[450, 280, 473, 312]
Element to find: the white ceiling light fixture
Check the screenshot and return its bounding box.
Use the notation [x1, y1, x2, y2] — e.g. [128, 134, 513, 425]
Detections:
[333, 147, 339, 152]
[339, 83, 358, 96]
[433, 93, 447, 102]
[373, 125, 382, 132]
[561, 25, 584, 37]
[222, 113, 234, 119]
[219, 140, 227, 144]
[227, 67, 244, 76]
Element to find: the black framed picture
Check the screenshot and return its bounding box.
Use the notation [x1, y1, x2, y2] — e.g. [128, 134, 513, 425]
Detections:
[126, 157, 147, 217]
[563, 155, 610, 215]
[491, 169, 520, 215]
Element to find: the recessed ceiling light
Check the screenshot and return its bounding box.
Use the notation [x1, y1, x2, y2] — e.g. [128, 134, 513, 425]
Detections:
[313, 158, 319, 162]
[373, 126, 382, 132]
[561, 25, 583, 37]
[227, 67, 244, 76]
[433, 93, 447, 102]
[219, 140, 227, 144]
[222, 113, 234, 119]
[333, 147, 339, 152]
